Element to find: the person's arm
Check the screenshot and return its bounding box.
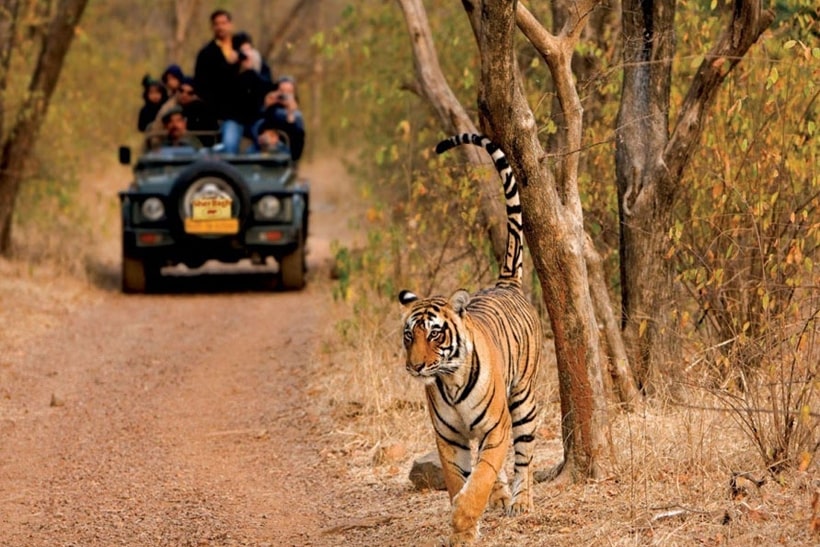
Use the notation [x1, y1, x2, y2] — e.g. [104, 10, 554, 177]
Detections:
[193, 48, 213, 105]
[138, 107, 151, 132]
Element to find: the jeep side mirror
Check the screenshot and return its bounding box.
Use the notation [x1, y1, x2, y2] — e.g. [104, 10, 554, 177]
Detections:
[118, 145, 131, 165]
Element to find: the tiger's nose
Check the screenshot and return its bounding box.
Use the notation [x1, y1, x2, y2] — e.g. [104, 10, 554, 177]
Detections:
[406, 362, 425, 375]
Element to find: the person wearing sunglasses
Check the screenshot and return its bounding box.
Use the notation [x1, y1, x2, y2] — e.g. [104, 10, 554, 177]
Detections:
[176, 77, 219, 146]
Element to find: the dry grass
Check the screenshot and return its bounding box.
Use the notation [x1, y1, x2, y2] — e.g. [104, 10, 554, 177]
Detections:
[9, 160, 122, 287]
[314, 297, 820, 546]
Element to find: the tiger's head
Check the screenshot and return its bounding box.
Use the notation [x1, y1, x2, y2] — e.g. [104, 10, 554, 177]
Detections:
[398, 289, 471, 384]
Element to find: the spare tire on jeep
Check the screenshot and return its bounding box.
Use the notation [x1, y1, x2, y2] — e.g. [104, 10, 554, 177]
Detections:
[167, 160, 252, 240]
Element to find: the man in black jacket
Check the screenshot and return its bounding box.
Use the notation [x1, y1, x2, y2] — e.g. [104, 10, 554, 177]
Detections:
[194, 9, 242, 151]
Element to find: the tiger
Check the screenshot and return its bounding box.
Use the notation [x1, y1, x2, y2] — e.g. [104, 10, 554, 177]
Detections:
[398, 134, 542, 546]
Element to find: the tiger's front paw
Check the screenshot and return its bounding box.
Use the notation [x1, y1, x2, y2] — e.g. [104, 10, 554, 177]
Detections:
[450, 503, 479, 546]
[447, 528, 477, 546]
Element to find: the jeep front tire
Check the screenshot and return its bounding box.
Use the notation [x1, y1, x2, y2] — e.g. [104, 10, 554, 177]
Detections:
[278, 239, 306, 290]
[122, 255, 160, 294]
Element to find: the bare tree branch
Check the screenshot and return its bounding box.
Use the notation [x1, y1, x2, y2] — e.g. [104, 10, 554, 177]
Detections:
[515, 1, 599, 204]
[515, 3, 559, 54]
[584, 233, 640, 408]
[517, 1, 639, 406]
[663, 0, 774, 194]
[397, 0, 477, 136]
[559, 0, 601, 41]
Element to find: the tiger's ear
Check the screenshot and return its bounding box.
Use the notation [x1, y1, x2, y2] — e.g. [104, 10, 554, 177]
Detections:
[449, 289, 471, 315]
[398, 290, 418, 306]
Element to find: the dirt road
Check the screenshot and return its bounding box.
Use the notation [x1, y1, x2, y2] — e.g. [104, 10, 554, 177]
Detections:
[0, 157, 384, 546]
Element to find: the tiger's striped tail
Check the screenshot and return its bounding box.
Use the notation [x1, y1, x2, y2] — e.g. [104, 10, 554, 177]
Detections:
[435, 133, 523, 283]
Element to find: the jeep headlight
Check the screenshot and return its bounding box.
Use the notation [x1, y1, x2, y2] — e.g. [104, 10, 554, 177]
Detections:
[141, 197, 165, 221]
[256, 195, 281, 219]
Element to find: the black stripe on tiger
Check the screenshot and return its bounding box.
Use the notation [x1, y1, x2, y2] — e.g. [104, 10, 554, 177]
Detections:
[435, 133, 524, 283]
[454, 351, 481, 404]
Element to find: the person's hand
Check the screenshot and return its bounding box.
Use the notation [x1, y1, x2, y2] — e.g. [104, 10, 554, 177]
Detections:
[278, 93, 298, 112]
[240, 55, 256, 72]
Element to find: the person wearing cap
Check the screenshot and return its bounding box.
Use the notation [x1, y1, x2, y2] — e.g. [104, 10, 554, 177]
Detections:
[157, 106, 201, 149]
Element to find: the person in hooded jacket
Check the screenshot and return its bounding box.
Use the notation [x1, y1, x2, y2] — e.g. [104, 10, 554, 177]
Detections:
[152, 63, 188, 130]
[161, 64, 184, 95]
[137, 76, 167, 132]
[253, 77, 305, 161]
[232, 31, 272, 83]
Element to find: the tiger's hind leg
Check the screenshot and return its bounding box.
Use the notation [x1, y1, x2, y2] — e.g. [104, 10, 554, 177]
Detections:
[508, 385, 538, 515]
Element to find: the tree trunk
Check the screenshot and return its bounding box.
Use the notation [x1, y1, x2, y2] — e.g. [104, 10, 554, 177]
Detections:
[616, 0, 773, 391]
[476, 0, 611, 480]
[547, 0, 639, 406]
[615, 0, 676, 389]
[0, 0, 89, 255]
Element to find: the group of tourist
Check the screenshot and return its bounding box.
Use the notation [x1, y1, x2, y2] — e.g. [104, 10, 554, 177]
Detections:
[137, 9, 305, 160]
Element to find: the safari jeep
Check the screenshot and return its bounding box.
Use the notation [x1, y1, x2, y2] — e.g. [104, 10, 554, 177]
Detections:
[117, 140, 309, 293]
